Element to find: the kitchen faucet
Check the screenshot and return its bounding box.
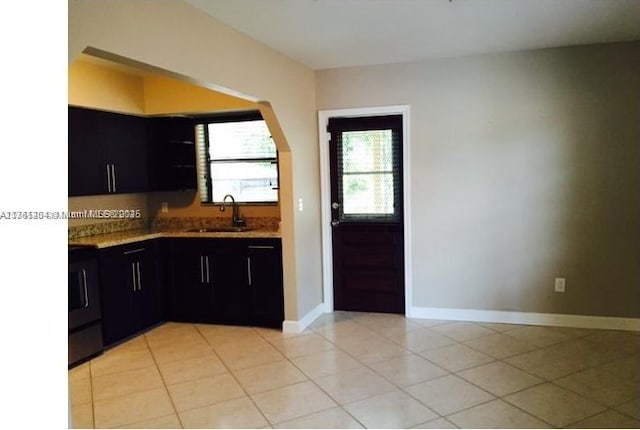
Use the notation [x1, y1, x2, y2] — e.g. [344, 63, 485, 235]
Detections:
[220, 194, 245, 227]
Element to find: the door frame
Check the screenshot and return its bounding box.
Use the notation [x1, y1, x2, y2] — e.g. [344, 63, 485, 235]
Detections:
[318, 105, 412, 315]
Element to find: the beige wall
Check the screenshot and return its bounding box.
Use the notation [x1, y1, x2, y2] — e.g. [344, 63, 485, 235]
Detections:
[144, 74, 255, 115]
[316, 42, 640, 318]
[69, 0, 323, 321]
[69, 60, 145, 114]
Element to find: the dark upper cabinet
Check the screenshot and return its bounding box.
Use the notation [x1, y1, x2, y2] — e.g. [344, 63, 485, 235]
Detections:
[68, 106, 148, 196]
[105, 112, 148, 194]
[68, 107, 108, 196]
[147, 116, 197, 192]
[99, 240, 162, 346]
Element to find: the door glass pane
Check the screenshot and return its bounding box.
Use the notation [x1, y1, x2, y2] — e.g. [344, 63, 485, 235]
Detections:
[340, 129, 396, 218]
[342, 130, 393, 172]
[342, 173, 394, 215]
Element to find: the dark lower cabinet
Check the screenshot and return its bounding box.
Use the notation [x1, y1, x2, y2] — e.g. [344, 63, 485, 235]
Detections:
[211, 243, 252, 325]
[99, 240, 163, 346]
[248, 242, 285, 327]
[169, 238, 284, 328]
[170, 239, 215, 323]
[94, 237, 283, 348]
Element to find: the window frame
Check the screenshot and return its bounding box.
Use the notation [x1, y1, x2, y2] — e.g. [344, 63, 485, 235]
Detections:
[195, 111, 279, 205]
[328, 115, 403, 224]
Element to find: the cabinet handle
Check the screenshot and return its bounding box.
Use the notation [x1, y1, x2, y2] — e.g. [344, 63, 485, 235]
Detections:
[136, 261, 142, 290]
[81, 269, 89, 308]
[200, 255, 204, 283]
[205, 255, 210, 284]
[131, 262, 137, 291]
[247, 257, 252, 286]
[248, 245, 274, 249]
[106, 164, 112, 193]
[123, 247, 146, 255]
[111, 164, 117, 193]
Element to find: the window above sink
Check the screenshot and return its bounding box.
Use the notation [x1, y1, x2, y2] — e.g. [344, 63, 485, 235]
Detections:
[195, 111, 279, 205]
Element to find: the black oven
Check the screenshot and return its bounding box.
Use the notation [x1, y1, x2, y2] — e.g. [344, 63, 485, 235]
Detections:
[69, 245, 103, 367]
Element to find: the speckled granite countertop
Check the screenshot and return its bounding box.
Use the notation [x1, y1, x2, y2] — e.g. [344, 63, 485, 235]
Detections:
[69, 228, 281, 248]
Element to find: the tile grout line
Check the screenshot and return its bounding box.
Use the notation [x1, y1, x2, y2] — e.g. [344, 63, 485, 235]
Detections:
[252, 325, 369, 428]
[193, 324, 275, 427]
[87, 362, 96, 429]
[448, 329, 617, 428]
[88, 337, 180, 428]
[344, 317, 560, 427]
[341, 315, 555, 427]
[306, 318, 450, 426]
[261, 315, 448, 427]
[142, 332, 186, 429]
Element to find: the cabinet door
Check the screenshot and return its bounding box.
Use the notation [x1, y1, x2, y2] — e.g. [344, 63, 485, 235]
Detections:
[209, 243, 250, 325]
[131, 242, 161, 332]
[247, 241, 285, 327]
[170, 240, 213, 323]
[99, 248, 135, 346]
[68, 107, 108, 196]
[105, 112, 148, 193]
[99, 242, 160, 346]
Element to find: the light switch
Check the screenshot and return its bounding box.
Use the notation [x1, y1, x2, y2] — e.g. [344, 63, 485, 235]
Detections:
[298, 198, 303, 212]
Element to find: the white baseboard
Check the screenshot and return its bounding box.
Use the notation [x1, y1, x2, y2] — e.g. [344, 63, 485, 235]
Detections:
[408, 306, 640, 331]
[282, 302, 325, 333]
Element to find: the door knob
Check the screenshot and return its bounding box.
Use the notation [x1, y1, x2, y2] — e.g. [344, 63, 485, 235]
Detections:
[331, 220, 340, 227]
[331, 202, 340, 209]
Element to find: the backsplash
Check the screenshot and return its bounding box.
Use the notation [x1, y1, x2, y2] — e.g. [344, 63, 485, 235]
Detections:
[68, 216, 280, 240]
[68, 218, 149, 240]
[150, 216, 280, 232]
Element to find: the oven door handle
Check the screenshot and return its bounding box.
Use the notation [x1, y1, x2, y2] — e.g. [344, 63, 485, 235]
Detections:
[81, 269, 89, 308]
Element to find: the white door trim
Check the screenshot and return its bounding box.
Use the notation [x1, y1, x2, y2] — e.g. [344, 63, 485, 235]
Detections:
[318, 105, 411, 314]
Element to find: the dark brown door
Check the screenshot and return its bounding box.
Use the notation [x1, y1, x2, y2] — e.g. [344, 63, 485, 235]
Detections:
[329, 115, 404, 314]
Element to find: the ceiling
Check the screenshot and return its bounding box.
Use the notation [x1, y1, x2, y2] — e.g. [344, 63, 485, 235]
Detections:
[185, 0, 640, 70]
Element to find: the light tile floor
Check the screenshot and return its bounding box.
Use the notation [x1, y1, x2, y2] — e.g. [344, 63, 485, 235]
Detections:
[69, 312, 640, 429]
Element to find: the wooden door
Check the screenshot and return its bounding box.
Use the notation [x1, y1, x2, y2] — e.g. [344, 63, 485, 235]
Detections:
[328, 115, 405, 314]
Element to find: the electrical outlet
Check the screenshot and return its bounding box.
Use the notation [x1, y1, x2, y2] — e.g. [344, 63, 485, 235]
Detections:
[555, 277, 566, 293]
[161, 202, 169, 214]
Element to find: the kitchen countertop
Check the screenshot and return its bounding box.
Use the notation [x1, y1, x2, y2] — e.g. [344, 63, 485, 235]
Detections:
[69, 228, 281, 248]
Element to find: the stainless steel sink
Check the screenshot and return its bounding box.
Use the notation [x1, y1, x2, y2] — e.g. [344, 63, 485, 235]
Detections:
[185, 227, 253, 233]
